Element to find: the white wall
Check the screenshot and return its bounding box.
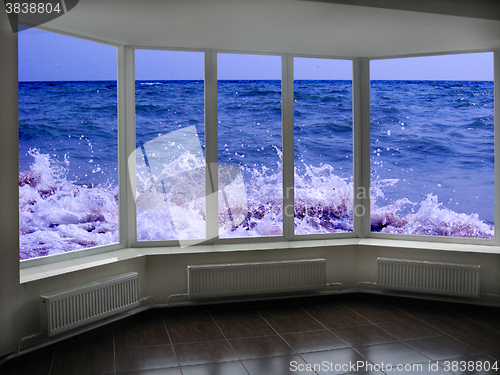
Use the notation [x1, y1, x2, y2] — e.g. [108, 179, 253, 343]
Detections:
[144, 246, 500, 306]
[0, 10, 148, 357]
[0, 3, 23, 359]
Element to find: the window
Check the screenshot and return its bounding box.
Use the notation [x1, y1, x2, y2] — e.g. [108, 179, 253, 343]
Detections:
[370, 53, 494, 238]
[217, 53, 283, 237]
[134, 50, 205, 242]
[19, 30, 118, 260]
[19, 46, 497, 265]
[294, 57, 353, 234]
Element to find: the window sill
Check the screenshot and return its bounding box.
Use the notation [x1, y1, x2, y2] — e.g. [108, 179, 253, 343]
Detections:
[357, 238, 500, 254]
[20, 237, 500, 283]
[20, 249, 145, 283]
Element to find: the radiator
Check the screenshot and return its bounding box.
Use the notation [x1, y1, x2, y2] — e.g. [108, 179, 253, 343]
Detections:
[40, 272, 140, 336]
[377, 258, 480, 298]
[187, 259, 326, 299]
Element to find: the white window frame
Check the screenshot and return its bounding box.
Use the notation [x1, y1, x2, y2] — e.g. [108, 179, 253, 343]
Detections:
[19, 41, 500, 269]
[367, 51, 499, 246]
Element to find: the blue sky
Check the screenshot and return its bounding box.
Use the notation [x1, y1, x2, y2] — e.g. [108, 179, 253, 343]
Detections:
[19, 29, 494, 81]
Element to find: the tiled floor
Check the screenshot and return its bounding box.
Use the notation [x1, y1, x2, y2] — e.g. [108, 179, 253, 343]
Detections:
[1, 293, 499, 375]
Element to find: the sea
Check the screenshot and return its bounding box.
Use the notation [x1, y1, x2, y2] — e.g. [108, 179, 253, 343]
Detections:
[18, 80, 494, 260]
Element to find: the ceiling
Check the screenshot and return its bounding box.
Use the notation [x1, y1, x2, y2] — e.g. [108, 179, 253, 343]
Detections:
[304, 0, 500, 21]
[39, 0, 500, 58]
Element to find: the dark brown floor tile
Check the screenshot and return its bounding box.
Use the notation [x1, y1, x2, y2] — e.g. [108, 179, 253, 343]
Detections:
[207, 301, 255, 311]
[62, 329, 115, 353]
[181, 360, 249, 375]
[339, 295, 388, 311]
[300, 347, 367, 374]
[298, 295, 339, 304]
[282, 330, 348, 353]
[377, 319, 442, 340]
[299, 301, 350, 315]
[354, 342, 430, 367]
[313, 310, 371, 329]
[440, 327, 500, 361]
[117, 314, 166, 331]
[456, 308, 500, 332]
[167, 323, 224, 344]
[115, 345, 178, 372]
[7, 294, 500, 375]
[229, 336, 295, 360]
[163, 311, 213, 326]
[255, 304, 307, 318]
[218, 319, 275, 339]
[210, 308, 260, 323]
[0, 349, 54, 375]
[116, 368, 182, 375]
[438, 354, 500, 374]
[51, 348, 115, 375]
[483, 349, 500, 362]
[354, 306, 413, 323]
[423, 315, 485, 337]
[251, 298, 296, 308]
[397, 305, 460, 321]
[332, 325, 398, 346]
[174, 340, 238, 366]
[243, 354, 310, 375]
[265, 315, 324, 334]
[115, 326, 170, 348]
[405, 336, 480, 361]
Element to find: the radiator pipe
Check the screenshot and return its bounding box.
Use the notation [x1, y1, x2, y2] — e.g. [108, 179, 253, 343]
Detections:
[356, 281, 377, 292]
[481, 293, 500, 298]
[167, 293, 189, 306]
[326, 282, 343, 291]
[0, 305, 150, 370]
[0, 331, 46, 369]
[140, 296, 154, 305]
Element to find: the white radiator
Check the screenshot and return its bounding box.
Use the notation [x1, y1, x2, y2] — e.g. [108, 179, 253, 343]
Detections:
[377, 258, 480, 298]
[187, 259, 326, 299]
[40, 272, 140, 336]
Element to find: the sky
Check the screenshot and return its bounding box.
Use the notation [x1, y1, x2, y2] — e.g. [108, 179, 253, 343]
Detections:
[19, 29, 494, 82]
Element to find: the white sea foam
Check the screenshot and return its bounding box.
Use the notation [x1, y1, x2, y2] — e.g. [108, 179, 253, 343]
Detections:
[19, 150, 119, 259]
[19, 148, 494, 260]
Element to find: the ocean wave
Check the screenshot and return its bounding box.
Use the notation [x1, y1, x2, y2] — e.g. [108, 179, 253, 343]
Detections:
[19, 148, 494, 260]
[371, 194, 493, 238]
[19, 150, 119, 259]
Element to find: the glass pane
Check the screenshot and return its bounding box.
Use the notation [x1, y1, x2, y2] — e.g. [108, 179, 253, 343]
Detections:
[18, 30, 118, 260]
[294, 58, 353, 234]
[135, 50, 205, 242]
[218, 54, 282, 237]
[370, 53, 494, 238]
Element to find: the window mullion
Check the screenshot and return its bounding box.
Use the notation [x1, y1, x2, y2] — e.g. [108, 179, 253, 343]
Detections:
[353, 57, 371, 238]
[495, 50, 500, 243]
[205, 50, 219, 242]
[118, 46, 137, 247]
[282, 54, 294, 240]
